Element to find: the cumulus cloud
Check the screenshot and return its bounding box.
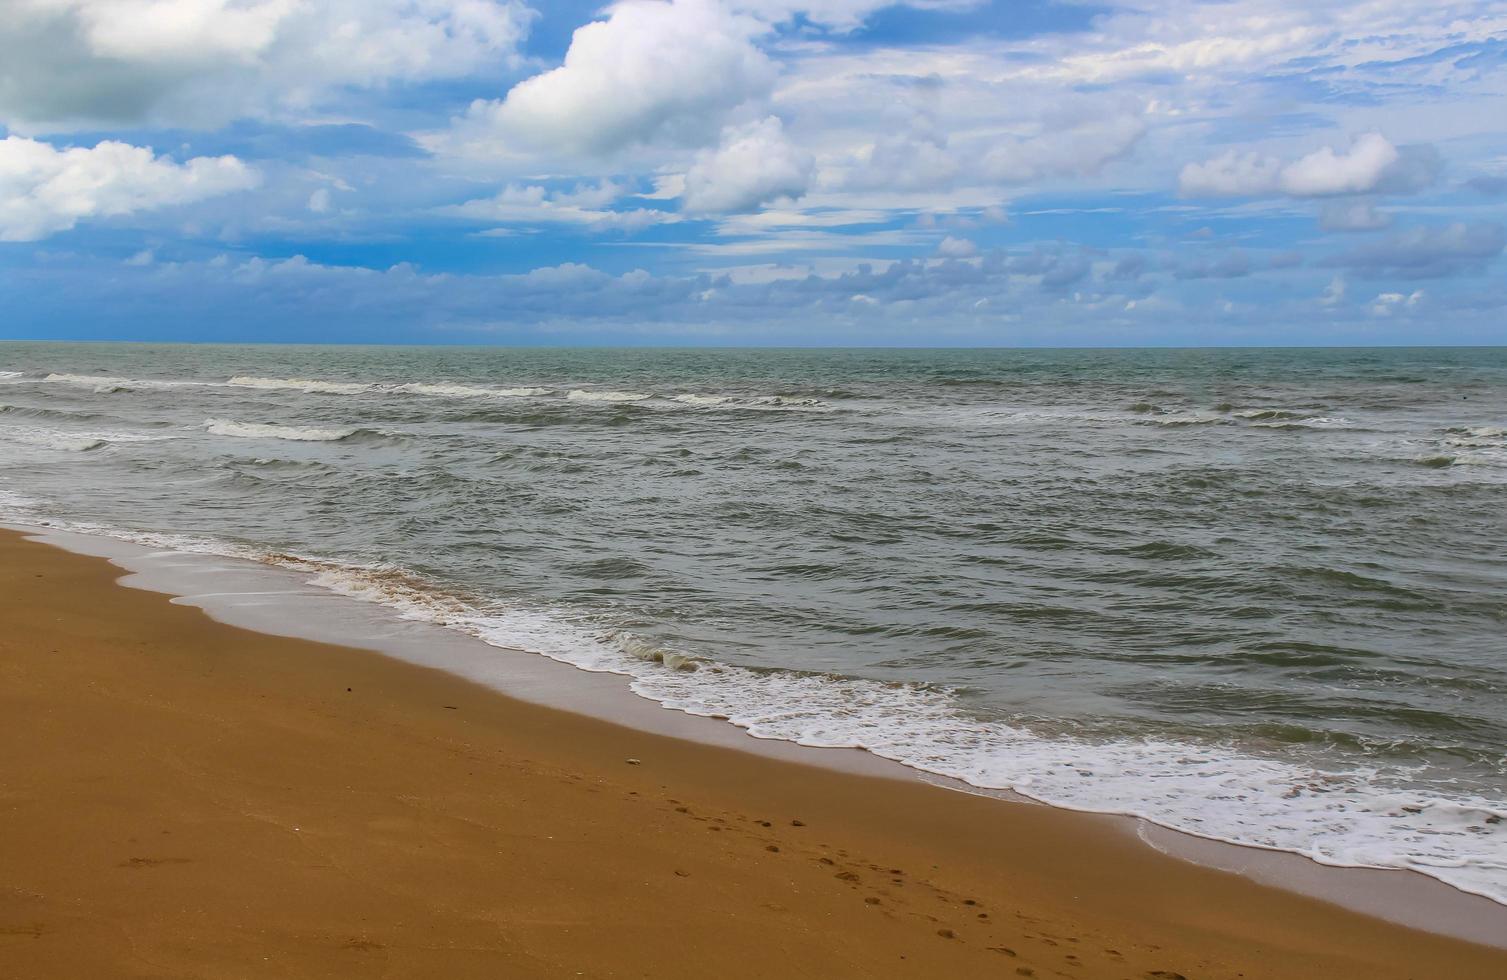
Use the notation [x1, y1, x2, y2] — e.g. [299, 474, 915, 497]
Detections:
[436, 0, 775, 165]
[0, 135, 258, 240]
[1176, 150, 1282, 198]
[681, 117, 813, 214]
[936, 235, 977, 258]
[1179, 133, 1440, 199]
[1279, 132, 1404, 196]
[1322, 222, 1505, 279]
[0, 0, 534, 130]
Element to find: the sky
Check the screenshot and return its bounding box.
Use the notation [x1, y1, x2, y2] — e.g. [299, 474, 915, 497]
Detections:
[1, 0, 1505, 347]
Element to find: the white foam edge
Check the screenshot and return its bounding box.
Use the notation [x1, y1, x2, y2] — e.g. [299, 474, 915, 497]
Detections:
[203, 418, 357, 442]
[2, 517, 1504, 948]
[0, 425, 176, 452]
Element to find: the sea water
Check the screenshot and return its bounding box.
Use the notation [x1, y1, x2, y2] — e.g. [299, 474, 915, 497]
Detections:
[1, 343, 1504, 901]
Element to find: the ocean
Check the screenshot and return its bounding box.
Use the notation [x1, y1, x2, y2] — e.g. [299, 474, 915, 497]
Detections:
[2, 342, 1504, 903]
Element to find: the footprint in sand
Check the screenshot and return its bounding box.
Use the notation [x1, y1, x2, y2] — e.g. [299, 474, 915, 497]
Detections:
[117, 857, 193, 868]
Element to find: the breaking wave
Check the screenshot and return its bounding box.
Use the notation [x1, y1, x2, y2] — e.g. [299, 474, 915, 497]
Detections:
[203, 418, 384, 443]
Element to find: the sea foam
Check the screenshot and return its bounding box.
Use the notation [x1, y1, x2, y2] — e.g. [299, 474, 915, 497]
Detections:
[395, 382, 552, 399]
[567, 389, 653, 403]
[204, 418, 360, 442]
[227, 376, 374, 395]
[0, 425, 170, 452]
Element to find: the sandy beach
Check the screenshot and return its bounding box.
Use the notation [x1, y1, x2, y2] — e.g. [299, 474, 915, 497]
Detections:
[1, 527, 1503, 979]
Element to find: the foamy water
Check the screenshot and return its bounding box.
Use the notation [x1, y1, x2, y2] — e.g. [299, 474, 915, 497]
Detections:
[2, 342, 1504, 903]
[203, 418, 364, 442]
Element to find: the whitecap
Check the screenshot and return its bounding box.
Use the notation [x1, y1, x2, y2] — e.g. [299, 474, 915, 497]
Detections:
[42, 372, 205, 390]
[566, 389, 652, 403]
[0, 425, 168, 452]
[43, 373, 133, 388]
[203, 418, 358, 442]
[395, 382, 551, 399]
[227, 376, 373, 395]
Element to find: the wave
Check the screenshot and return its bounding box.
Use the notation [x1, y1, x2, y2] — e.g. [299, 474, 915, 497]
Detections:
[1422, 427, 1507, 469]
[0, 425, 172, 453]
[0, 371, 24, 380]
[1233, 408, 1306, 421]
[566, 389, 652, 403]
[0, 403, 124, 425]
[1145, 414, 1226, 427]
[1444, 426, 1507, 447]
[203, 418, 375, 443]
[747, 395, 829, 410]
[227, 376, 373, 395]
[395, 382, 552, 399]
[42, 372, 206, 392]
[24, 369, 844, 413]
[1251, 417, 1357, 430]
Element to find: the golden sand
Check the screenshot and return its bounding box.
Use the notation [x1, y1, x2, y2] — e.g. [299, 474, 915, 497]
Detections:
[1, 528, 1503, 978]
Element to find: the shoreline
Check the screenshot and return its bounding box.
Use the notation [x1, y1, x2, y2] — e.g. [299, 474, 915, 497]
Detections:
[2, 527, 1506, 977]
[9, 519, 1507, 945]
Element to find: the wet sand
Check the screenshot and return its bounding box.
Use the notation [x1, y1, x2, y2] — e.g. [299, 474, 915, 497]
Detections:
[1, 528, 1503, 979]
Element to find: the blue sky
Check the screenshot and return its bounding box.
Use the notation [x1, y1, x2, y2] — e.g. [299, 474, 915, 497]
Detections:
[1, 0, 1505, 346]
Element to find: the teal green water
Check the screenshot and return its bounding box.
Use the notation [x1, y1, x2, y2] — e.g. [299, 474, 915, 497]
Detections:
[2, 343, 1505, 899]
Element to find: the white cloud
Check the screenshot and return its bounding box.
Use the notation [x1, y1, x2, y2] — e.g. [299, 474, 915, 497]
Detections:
[447, 182, 678, 232]
[936, 235, 977, 258]
[436, 0, 775, 165]
[840, 110, 960, 193]
[979, 112, 1146, 185]
[682, 116, 814, 214]
[1370, 289, 1424, 315]
[733, 0, 976, 31]
[57, 0, 295, 63]
[0, 135, 259, 240]
[1280, 132, 1402, 196]
[1176, 149, 1283, 197]
[0, 0, 534, 130]
[802, 60, 1148, 197]
[1180, 133, 1439, 198]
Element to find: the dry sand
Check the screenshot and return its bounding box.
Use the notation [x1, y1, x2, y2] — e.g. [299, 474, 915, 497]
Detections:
[2, 527, 1503, 979]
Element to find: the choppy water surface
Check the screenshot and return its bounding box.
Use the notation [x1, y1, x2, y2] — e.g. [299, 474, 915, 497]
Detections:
[2, 343, 1504, 900]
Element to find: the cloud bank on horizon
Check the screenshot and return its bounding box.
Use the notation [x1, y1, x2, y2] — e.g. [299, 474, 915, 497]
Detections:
[1, 0, 1505, 345]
